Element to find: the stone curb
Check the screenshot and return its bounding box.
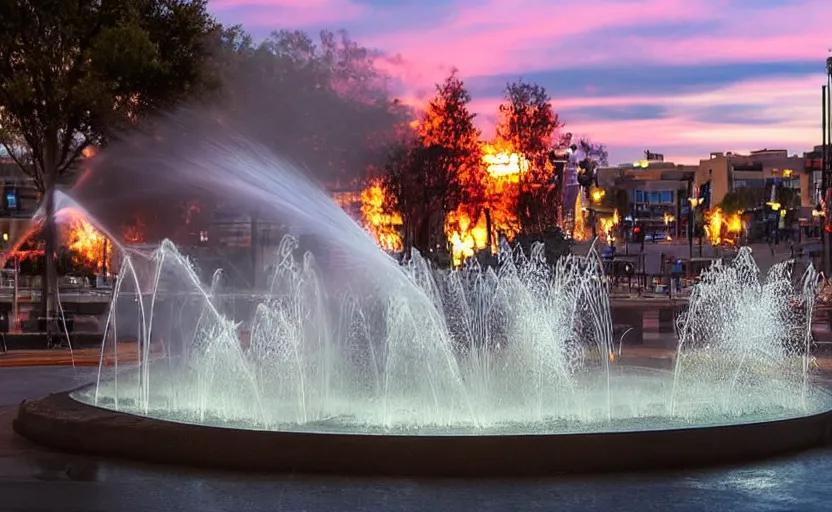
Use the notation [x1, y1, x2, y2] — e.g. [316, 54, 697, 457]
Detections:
[12, 391, 832, 477]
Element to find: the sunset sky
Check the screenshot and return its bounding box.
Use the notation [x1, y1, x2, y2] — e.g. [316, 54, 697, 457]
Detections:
[210, 0, 830, 165]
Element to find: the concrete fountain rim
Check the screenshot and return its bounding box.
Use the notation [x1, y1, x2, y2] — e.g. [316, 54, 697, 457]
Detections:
[13, 384, 832, 476]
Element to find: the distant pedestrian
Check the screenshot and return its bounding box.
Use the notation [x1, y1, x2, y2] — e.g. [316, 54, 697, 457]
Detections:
[672, 259, 683, 292]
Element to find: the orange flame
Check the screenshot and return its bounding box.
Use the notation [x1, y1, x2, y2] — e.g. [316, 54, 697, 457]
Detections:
[59, 209, 111, 271]
[444, 142, 528, 266]
[359, 179, 403, 252]
[704, 207, 742, 246]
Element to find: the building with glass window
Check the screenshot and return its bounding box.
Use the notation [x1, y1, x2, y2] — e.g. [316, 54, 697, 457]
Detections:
[0, 156, 40, 248]
[597, 156, 697, 239]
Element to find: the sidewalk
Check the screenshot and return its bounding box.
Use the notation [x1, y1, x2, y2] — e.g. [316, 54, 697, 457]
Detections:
[0, 342, 153, 368]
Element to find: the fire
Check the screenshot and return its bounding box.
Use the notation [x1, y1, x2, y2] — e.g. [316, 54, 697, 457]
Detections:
[359, 179, 403, 252]
[122, 215, 146, 244]
[59, 209, 111, 272]
[444, 142, 528, 266]
[482, 146, 528, 181]
[599, 209, 620, 240]
[704, 207, 742, 246]
[572, 193, 589, 241]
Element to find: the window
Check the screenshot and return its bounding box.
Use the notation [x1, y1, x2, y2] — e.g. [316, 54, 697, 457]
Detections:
[660, 191, 673, 204]
[5, 191, 17, 210]
[199, 230, 208, 243]
[650, 191, 660, 204]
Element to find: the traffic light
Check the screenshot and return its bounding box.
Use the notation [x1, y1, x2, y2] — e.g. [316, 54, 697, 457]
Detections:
[632, 225, 643, 243]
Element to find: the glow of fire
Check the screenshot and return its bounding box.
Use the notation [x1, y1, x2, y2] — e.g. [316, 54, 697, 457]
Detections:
[598, 209, 620, 240]
[573, 193, 588, 241]
[58, 208, 111, 271]
[704, 207, 742, 246]
[445, 143, 529, 266]
[351, 138, 536, 266]
[482, 149, 528, 181]
[359, 180, 403, 252]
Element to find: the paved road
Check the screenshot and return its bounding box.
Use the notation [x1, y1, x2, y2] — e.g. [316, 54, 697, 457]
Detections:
[2, 365, 832, 511]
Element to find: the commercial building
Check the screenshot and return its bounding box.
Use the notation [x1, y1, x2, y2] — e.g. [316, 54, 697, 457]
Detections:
[0, 156, 40, 247]
[695, 149, 810, 208]
[597, 152, 696, 238]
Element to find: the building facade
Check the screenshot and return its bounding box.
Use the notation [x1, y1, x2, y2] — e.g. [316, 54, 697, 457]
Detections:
[597, 154, 697, 238]
[696, 149, 810, 208]
[0, 158, 40, 248]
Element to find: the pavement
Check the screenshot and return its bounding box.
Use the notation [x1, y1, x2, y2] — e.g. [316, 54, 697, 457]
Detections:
[2, 350, 832, 511]
[0, 343, 156, 368]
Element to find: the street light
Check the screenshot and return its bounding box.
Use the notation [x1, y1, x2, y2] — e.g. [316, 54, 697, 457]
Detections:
[688, 197, 703, 257]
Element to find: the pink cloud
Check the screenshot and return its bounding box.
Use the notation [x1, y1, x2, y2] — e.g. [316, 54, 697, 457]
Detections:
[209, 0, 364, 27]
[208, 0, 830, 163]
[364, 0, 831, 103]
[370, 0, 714, 94]
[463, 75, 821, 164]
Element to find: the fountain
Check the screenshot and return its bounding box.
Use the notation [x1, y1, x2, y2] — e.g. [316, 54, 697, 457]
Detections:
[14, 134, 832, 475]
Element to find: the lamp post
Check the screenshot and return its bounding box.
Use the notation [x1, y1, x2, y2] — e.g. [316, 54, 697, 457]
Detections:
[688, 197, 702, 259]
[823, 57, 832, 275]
[813, 204, 824, 243]
[767, 201, 782, 245]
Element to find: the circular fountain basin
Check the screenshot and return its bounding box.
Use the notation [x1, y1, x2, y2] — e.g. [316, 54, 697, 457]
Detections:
[14, 368, 832, 476]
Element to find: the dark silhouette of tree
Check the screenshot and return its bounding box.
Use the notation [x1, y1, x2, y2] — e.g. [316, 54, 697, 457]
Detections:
[496, 80, 561, 236]
[0, 0, 218, 324]
[719, 188, 767, 213]
[384, 70, 482, 255]
[382, 141, 458, 255]
[579, 138, 609, 167]
[211, 28, 410, 189]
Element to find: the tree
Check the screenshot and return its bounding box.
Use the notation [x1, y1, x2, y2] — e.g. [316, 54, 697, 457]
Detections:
[0, 0, 218, 325]
[719, 187, 767, 213]
[495, 80, 561, 235]
[579, 138, 609, 167]
[385, 70, 482, 255]
[212, 29, 410, 189]
[201, 27, 410, 284]
[382, 141, 459, 255]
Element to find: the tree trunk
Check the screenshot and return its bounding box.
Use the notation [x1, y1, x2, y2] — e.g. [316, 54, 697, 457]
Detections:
[40, 133, 59, 334]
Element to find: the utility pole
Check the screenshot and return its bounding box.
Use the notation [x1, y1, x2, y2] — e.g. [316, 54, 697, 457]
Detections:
[825, 57, 832, 276]
[687, 179, 694, 259]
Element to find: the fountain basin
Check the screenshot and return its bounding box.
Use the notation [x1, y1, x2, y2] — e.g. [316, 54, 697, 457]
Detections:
[14, 380, 832, 476]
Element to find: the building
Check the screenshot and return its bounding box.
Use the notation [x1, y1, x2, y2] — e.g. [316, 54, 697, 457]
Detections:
[0, 157, 40, 246]
[597, 152, 697, 238]
[696, 149, 810, 208]
[803, 146, 825, 205]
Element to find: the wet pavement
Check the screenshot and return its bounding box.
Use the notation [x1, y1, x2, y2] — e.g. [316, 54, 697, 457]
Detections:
[2, 365, 832, 511]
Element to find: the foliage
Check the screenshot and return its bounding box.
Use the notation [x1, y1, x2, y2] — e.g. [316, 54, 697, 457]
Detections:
[496, 80, 562, 235]
[719, 187, 766, 213]
[719, 186, 799, 214]
[384, 71, 482, 253]
[579, 138, 609, 167]
[497, 81, 559, 156]
[0, 0, 219, 190]
[515, 226, 572, 263]
[382, 141, 459, 253]
[0, 0, 218, 320]
[208, 28, 411, 188]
